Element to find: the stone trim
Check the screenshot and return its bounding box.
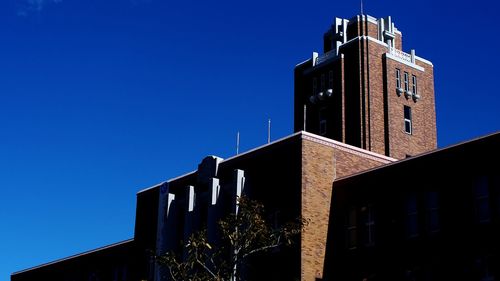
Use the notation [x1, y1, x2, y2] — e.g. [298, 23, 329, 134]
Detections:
[301, 132, 396, 164]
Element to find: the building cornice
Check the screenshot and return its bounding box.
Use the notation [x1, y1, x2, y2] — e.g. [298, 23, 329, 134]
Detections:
[415, 56, 433, 66]
[301, 131, 396, 164]
[334, 131, 500, 182]
[385, 53, 425, 72]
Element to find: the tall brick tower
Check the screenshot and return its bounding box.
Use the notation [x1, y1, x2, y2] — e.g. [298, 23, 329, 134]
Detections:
[294, 15, 437, 159]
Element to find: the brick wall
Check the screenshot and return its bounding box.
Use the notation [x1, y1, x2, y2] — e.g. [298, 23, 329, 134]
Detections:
[367, 21, 378, 38]
[383, 57, 437, 159]
[395, 32, 403, 50]
[300, 134, 394, 281]
[366, 41, 390, 156]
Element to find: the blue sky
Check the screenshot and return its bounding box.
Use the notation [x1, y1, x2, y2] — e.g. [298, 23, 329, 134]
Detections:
[1, 0, 499, 279]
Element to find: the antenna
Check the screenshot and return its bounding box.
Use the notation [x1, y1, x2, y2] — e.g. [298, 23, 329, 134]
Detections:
[236, 131, 240, 155]
[303, 104, 307, 131]
[360, 0, 364, 15]
[267, 119, 271, 144]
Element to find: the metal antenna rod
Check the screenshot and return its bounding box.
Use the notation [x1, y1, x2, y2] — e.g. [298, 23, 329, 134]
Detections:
[267, 119, 271, 144]
[361, 0, 364, 15]
[303, 104, 307, 131]
[236, 131, 240, 155]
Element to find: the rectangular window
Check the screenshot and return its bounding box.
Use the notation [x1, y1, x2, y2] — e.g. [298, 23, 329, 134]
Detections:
[425, 191, 440, 234]
[319, 107, 327, 136]
[412, 75, 418, 95]
[404, 106, 412, 134]
[406, 193, 419, 238]
[396, 69, 401, 89]
[328, 70, 334, 89]
[320, 74, 325, 91]
[476, 256, 494, 281]
[474, 176, 490, 223]
[347, 207, 357, 249]
[361, 205, 375, 246]
[404, 72, 409, 92]
[312, 77, 317, 94]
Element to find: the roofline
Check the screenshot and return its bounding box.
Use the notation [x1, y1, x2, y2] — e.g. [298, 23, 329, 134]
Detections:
[138, 133, 304, 194]
[137, 181, 167, 194]
[295, 58, 311, 68]
[138, 131, 398, 194]
[12, 239, 135, 276]
[335, 131, 500, 182]
[301, 131, 397, 163]
[222, 131, 303, 163]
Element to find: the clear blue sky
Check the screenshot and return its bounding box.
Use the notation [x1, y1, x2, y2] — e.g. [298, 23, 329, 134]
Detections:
[1, 0, 498, 279]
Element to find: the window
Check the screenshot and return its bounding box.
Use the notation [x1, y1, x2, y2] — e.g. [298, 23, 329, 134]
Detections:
[406, 193, 418, 238]
[361, 205, 375, 246]
[88, 272, 99, 281]
[113, 266, 127, 281]
[474, 176, 490, 223]
[412, 75, 418, 95]
[346, 207, 357, 249]
[425, 192, 439, 234]
[320, 74, 325, 91]
[476, 256, 495, 281]
[404, 106, 412, 134]
[396, 69, 401, 89]
[319, 107, 327, 136]
[404, 72, 409, 92]
[328, 70, 334, 89]
[312, 77, 317, 94]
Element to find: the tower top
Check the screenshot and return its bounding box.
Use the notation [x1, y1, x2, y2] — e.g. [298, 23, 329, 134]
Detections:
[294, 14, 436, 159]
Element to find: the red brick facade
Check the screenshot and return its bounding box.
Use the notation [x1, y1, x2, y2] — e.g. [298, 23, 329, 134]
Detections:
[300, 133, 394, 281]
[295, 14, 437, 159]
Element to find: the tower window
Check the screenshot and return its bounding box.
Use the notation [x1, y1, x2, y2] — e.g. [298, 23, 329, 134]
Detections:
[404, 106, 412, 134]
[319, 107, 327, 136]
[404, 72, 409, 92]
[312, 77, 317, 94]
[328, 70, 334, 89]
[412, 75, 418, 95]
[320, 74, 325, 91]
[396, 69, 401, 89]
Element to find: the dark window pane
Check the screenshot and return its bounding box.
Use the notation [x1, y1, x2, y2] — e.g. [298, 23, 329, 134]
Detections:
[425, 192, 440, 233]
[347, 207, 357, 249]
[405, 120, 411, 134]
[404, 106, 411, 119]
[361, 205, 375, 246]
[406, 194, 419, 238]
[474, 177, 490, 223]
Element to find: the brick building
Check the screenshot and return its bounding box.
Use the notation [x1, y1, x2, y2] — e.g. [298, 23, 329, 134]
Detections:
[323, 133, 500, 281]
[294, 14, 436, 159]
[11, 13, 499, 281]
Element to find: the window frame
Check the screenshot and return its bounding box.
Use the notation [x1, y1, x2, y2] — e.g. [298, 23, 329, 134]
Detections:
[412, 75, 418, 95]
[425, 191, 440, 234]
[404, 71, 409, 92]
[404, 105, 412, 134]
[474, 176, 491, 224]
[346, 207, 357, 250]
[361, 205, 375, 247]
[396, 68, 401, 89]
[406, 193, 419, 239]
